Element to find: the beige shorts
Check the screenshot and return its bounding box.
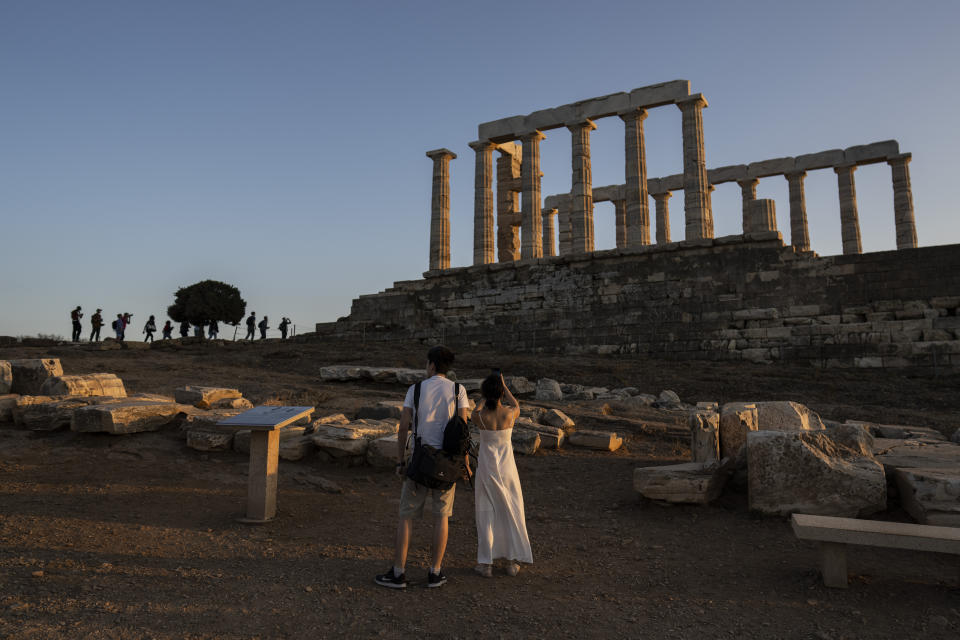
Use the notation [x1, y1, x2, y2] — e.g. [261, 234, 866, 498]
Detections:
[398, 477, 456, 519]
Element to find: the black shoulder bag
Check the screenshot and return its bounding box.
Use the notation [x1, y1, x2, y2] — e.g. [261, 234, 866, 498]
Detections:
[405, 381, 466, 490]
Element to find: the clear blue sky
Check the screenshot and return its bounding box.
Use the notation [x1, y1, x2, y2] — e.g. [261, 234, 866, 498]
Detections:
[2, 0, 958, 338]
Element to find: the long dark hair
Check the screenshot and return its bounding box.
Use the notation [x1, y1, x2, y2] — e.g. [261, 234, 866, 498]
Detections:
[481, 374, 504, 408]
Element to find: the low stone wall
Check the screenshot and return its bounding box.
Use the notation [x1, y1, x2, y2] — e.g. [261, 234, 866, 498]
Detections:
[320, 233, 960, 368]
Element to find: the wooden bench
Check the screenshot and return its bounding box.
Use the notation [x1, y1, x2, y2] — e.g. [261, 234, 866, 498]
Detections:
[791, 513, 960, 588]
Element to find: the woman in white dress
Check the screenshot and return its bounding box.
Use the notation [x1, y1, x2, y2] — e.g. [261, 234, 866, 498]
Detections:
[472, 372, 533, 577]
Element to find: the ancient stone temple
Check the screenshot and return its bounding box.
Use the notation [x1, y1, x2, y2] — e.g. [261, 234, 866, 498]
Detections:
[319, 81, 959, 369]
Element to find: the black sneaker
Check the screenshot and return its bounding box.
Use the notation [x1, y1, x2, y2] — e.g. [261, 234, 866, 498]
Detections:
[374, 568, 407, 589]
[427, 570, 447, 588]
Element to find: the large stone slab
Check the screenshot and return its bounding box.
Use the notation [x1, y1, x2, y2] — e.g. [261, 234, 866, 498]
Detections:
[512, 428, 541, 455]
[634, 461, 729, 504]
[174, 386, 242, 407]
[894, 467, 960, 526]
[0, 361, 11, 394]
[40, 374, 127, 398]
[568, 430, 623, 452]
[355, 401, 403, 420]
[719, 402, 758, 461]
[312, 420, 398, 462]
[873, 439, 960, 477]
[72, 402, 183, 434]
[747, 427, 886, 517]
[9, 359, 63, 395]
[541, 408, 574, 429]
[518, 421, 565, 449]
[534, 378, 563, 401]
[755, 401, 824, 432]
[186, 428, 235, 451]
[13, 396, 97, 431]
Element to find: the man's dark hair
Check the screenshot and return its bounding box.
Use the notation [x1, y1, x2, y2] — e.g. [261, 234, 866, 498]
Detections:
[427, 345, 455, 374]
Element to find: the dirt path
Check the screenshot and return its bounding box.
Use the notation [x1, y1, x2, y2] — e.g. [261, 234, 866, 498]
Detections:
[1, 341, 958, 639]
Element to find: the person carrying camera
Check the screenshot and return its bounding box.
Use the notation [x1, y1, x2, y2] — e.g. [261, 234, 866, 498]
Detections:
[375, 345, 470, 590]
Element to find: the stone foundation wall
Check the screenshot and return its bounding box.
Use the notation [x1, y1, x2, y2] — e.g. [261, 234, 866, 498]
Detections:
[320, 233, 960, 368]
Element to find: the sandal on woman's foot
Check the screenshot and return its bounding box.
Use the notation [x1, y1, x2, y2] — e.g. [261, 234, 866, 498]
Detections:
[474, 564, 492, 578]
[505, 562, 520, 576]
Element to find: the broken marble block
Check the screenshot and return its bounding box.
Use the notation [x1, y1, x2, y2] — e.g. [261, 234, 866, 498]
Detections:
[14, 396, 97, 431]
[541, 408, 575, 429]
[633, 461, 729, 504]
[186, 428, 235, 451]
[174, 386, 242, 407]
[40, 373, 127, 398]
[512, 428, 541, 455]
[568, 429, 623, 452]
[9, 358, 63, 395]
[72, 402, 183, 435]
[894, 467, 960, 527]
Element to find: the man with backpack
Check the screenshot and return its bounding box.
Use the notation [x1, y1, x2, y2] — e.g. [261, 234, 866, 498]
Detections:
[245, 312, 256, 341]
[375, 345, 470, 590]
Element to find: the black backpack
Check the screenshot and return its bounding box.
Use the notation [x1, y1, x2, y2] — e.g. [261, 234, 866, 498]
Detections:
[406, 381, 468, 489]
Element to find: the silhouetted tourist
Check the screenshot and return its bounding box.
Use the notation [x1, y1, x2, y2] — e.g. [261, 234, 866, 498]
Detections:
[208, 320, 219, 339]
[121, 313, 132, 341]
[70, 306, 83, 342]
[258, 315, 269, 340]
[245, 312, 256, 341]
[90, 309, 103, 342]
[162, 320, 174, 340]
[143, 315, 157, 343]
[179, 320, 190, 338]
[279, 317, 291, 340]
[112, 314, 124, 341]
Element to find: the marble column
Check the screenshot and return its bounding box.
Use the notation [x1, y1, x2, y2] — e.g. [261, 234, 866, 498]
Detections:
[738, 178, 758, 234]
[542, 208, 557, 257]
[520, 131, 545, 259]
[557, 199, 571, 256]
[653, 192, 672, 244]
[751, 199, 777, 232]
[496, 146, 521, 262]
[677, 95, 713, 239]
[834, 164, 862, 255]
[888, 153, 918, 249]
[620, 109, 650, 246]
[785, 171, 811, 251]
[568, 120, 597, 254]
[426, 148, 455, 271]
[614, 199, 627, 249]
[468, 140, 496, 265]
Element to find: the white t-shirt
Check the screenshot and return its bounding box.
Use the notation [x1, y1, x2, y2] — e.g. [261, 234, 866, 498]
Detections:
[403, 375, 470, 448]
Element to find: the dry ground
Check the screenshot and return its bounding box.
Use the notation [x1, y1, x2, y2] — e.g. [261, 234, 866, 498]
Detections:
[1, 339, 958, 639]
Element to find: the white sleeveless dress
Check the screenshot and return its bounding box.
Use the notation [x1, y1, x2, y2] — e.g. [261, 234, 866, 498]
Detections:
[475, 427, 533, 565]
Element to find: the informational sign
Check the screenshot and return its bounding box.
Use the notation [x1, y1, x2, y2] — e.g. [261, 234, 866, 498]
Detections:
[216, 406, 314, 430]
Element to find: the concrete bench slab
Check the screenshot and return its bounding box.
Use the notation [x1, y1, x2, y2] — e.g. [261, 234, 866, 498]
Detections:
[791, 513, 960, 588]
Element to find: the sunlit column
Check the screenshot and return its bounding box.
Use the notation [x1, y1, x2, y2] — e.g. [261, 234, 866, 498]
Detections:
[785, 171, 811, 251]
[426, 148, 456, 270]
[653, 191, 672, 244]
[520, 130, 545, 259]
[542, 207, 557, 257]
[737, 178, 758, 233]
[568, 120, 597, 253]
[834, 163, 862, 255]
[677, 94, 713, 239]
[888, 153, 918, 249]
[620, 109, 650, 246]
[468, 140, 496, 265]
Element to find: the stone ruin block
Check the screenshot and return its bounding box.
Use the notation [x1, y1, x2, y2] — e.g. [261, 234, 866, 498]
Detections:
[9, 359, 63, 395]
[794, 149, 844, 171]
[40, 374, 127, 398]
[0, 394, 17, 422]
[0, 361, 11, 394]
[634, 461, 729, 504]
[689, 411, 720, 462]
[186, 428, 235, 452]
[13, 396, 98, 431]
[568, 429, 622, 451]
[72, 402, 183, 435]
[512, 428, 541, 455]
[895, 467, 960, 526]
[355, 401, 404, 421]
[174, 386, 242, 407]
[843, 140, 899, 165]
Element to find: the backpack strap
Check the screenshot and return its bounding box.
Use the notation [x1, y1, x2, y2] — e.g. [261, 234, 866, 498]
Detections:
[412, 381, 422, 442]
